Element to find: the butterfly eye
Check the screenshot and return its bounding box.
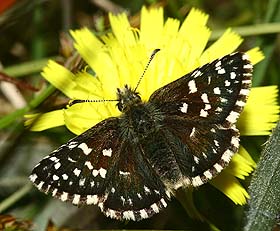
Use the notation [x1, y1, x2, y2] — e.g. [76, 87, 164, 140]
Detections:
[117, 87, 141, 112]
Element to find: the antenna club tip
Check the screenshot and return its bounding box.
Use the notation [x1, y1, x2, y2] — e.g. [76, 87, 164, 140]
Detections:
[153, 49, 161, 55]
[69, 99, 82, 106]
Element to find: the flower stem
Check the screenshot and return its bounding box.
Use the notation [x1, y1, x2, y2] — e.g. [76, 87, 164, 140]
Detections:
[0, 184, 32, 213]
[3, 57, 57, 78]
[210, 22, 280, 40]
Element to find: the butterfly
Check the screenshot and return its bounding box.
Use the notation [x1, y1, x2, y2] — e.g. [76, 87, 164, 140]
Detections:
[29, 51, 252, 221]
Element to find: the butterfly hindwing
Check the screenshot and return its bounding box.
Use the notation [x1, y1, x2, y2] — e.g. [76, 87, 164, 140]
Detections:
[101, 139, 170, 220]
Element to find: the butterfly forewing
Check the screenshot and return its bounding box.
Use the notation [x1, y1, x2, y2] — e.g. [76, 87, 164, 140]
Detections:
[149, 52, 252, 126]
[30, 119, 119, 203]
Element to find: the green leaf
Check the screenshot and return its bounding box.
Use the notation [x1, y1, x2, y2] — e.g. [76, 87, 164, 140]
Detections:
[244, 121, 280, 231]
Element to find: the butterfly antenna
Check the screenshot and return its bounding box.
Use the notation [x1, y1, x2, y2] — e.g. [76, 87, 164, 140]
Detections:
[134, 48, 160, 91]
[69, 99, 118, 107]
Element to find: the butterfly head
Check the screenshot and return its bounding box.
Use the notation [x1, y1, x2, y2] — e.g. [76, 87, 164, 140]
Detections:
[116, 84, 141, 112]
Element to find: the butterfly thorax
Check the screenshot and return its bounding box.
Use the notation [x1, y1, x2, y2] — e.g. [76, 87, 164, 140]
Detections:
[116, 85, 164, 141]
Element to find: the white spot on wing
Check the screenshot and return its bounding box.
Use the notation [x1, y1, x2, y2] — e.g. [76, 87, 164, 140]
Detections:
[226, 111, 240, 123]
[244, 64, 253, 69]
[201, 93, 209, 103]
[50, 156, 59, 162]
[193, 70, 202, 78]
[240, 89, 250, 96]
[190, 127, 195, 137]
[151, 203, 160, 213]
[72, 194, 80, 205]
[204, 104, 211, 110]
[78, 143, 92, 155]
[242, 79, 251, 84]
[60, 192, 68, 201]
[106, 209, 116, 218]
[140, 209, 149, 219]
[119, 171, 130, 176]
[222, 149, 233, 163]
[215, 107, 223, 112]
[214, 140, 219, 147]
[79, 178, 86, 186]
[52, 188, 58, 196]
[200, 109, 208, 117]
[29, 174, 37, 182]
[192, 176, 203, 186]
[213, 87, 221, 95]
[231, 136, 239, 148]
[86, 195, 98, 204]
[137, 193, 142, 199]
[120, 196, 126, 205]
[99, 168, 107, 178]
[194, 156, 200, 164]
[180, 103, 188, 113]
[54, 162, 61, 169]
[53, 175, 59, 181]
[214, 163, 223, 172]
[144, 185, 151, 194]
[203, 170, 213, 179]
[188, 80, 197, 93]
[102, 148, 112, 157]
[218, 68, 226, 74]
[215, 60, 222, 68]
[67, 157, 77, 163]
[37, 181, 44, 190]
[225, 80, 231, 86]
[73, 168, 81, 177]
[62, 174, 68, 180]
[68, 141, 78, 149]
[92, 169, 99, 177]
[123, 211, 135, 221]
[242, 53, 250, 60]
[230, 72, 236, 79]
[85, 161, 93, 170]
[160, 198, 168, 207]
[236, 100, 246, 107]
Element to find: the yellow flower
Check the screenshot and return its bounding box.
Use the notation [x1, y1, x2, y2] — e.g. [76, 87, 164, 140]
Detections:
[25, 7, 279, 218]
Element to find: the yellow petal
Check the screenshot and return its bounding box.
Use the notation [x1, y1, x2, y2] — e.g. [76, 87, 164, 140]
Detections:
[211, 171, 249, 205]
[24, 110, 64, 131]
[140, 7, 164, 49]
[71, 28, 119, 99]
[109, 12, 137, 47]
[238, 86, 280, 135]
[200, 29, 243, 65]
[64, 102, 120, 135]
[246, 47, 264, 64]
[179, 8, 210, 70]
[42, 61, 77, 98]
[225, 146, 256, 180]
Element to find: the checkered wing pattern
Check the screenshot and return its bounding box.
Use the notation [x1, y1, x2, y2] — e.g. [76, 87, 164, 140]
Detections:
[30, 118, 170, 221]
[148, 52, 252, 187]
[30, 52, 253, 221]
